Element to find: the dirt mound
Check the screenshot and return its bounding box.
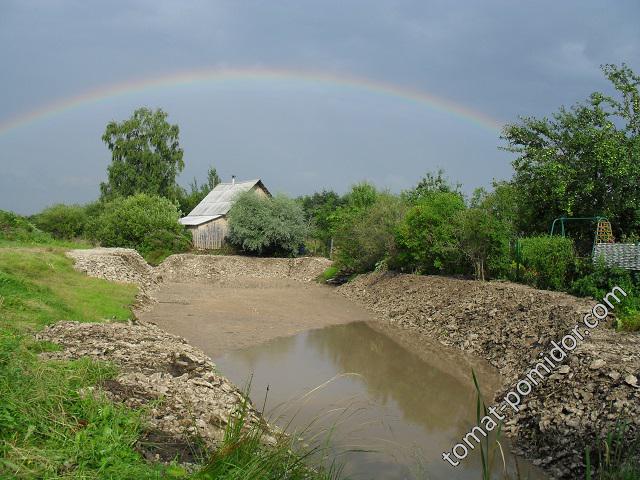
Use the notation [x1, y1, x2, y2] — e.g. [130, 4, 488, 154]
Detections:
[37, 321, 273, 461]
[337, 272, 640, 478]
[156, 254, 331, 283]
[67, 248, 158, 310]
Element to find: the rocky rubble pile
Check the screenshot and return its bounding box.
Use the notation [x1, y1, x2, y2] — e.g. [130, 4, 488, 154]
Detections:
[156, 254, 332, 283]
[37, 321, 272, 461]
[337, 272, 640, 478]
[67, 248, 159, 310]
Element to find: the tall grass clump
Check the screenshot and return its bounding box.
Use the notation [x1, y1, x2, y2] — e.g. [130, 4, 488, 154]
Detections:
[196, 389, 340, 480]
[585, 423, 640, 480]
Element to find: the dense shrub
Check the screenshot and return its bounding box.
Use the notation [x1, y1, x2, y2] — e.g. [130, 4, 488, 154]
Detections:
[394, 192, 465, 274]
[517, 235, 577, 290]
[571, 260, 640, 331]
[333, 192, 406, 273]
[227, 192, 308, 256]
[88, 194, 190, 262]
[0, 210, 52, 243]
[33, 204, 88, 239]
[453, 207, 511, 280]
[298, 190, 344, 254]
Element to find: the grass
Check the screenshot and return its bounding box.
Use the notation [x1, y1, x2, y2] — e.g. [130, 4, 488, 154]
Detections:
[585, 423, 640, 480]
[196, 388, 341, 480]
[0, 247, 178, 479]
[0, 245, 342, 479]
[318, 266, 339, 283]
[0, 248, 136, 332]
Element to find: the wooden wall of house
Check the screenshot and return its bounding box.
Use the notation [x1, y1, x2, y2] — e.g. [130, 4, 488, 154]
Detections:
[190, 217, 229, 250]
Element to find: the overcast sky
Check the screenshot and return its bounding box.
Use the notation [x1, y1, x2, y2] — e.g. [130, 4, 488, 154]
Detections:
[1, 0, 638, 214]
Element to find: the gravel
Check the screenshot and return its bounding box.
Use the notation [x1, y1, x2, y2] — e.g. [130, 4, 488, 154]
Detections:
[337, 272, 640, 479]
[37, 320, 274, 462]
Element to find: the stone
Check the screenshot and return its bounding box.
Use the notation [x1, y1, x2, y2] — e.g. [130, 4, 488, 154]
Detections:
[589, 359, 606, 370]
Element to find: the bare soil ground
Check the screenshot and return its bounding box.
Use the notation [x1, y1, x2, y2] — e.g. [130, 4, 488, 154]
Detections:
[138, 278, 378, 357]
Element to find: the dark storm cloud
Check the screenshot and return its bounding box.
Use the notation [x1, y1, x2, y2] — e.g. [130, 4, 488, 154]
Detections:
[0, 0, 638, 213]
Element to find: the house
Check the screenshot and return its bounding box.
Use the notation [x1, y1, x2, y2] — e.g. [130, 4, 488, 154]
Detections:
[179, 177, 271, 250]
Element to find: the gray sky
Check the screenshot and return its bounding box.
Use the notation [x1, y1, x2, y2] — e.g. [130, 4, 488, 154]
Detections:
[1, 0, 638, 214]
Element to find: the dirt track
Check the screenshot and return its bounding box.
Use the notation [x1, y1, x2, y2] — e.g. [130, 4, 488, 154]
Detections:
[138, 277, 377, 356]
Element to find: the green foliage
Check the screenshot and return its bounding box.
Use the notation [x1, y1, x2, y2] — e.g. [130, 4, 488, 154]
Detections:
[177, 166, 221, 215]
[228, 192, 308, 256]
[585, 423, 640, 480]
[88, 194, 191, 263]
[318, 266, 339, 283]
[570, 260, 640, 331]
[394, 192, 465, 274]
[333, 192, 406, 273]
[298, 190, 344, 247]
[402, 169, 462, 204]
[503, 64, 640, 239]
[100, 107, 185, 201]
[196, 387, 339, 480]
[32, 203, 88, 239]
[470, 181, 519, 235]
[453, 207, 511, 280]
[0, 210, 53, 244]
[517, 236, 577, 290]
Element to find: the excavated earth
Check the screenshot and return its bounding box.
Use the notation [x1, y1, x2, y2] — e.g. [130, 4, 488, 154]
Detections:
[50, 249, 639, 477]
[337, 272, 640, 479]
[39, 249, 331, 464]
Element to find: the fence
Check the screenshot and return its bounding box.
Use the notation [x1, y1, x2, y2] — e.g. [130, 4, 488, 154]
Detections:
[593, 243, 640, 271]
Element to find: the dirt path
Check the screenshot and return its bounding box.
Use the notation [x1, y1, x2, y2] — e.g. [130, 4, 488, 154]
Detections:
[138, 277, 378, 357]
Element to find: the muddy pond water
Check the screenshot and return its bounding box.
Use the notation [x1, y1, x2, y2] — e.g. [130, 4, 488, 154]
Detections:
[214, 321, 547, 480]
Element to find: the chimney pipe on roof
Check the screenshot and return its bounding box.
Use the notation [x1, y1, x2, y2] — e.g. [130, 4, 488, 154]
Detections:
[231, 175, 235, 185]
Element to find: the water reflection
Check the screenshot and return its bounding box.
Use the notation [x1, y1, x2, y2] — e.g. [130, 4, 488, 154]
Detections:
[214, 322, 545, 480]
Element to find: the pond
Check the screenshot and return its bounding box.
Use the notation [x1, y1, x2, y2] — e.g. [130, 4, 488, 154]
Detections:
[214, 321, 546, 480]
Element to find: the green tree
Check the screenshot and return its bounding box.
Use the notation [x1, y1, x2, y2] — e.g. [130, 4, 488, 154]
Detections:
[403, 169, 462, 204]
[503, 64, 640, 239]
[333, 193, 406, 273]
[100, 108, 184, 200]
[228, 192, 308, 256]
[470, 181, 519, 235]
[298, 190, 344, 241]
[394, 191, 465, 274]
[453, 207, 510, 280]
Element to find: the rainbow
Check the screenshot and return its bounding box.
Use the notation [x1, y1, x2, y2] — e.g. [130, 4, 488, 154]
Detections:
[0, 67, 504, 135]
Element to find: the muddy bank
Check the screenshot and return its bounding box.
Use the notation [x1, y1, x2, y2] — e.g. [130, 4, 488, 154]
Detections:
[138, 278, 376, 356]
[337, 272, 640, 478]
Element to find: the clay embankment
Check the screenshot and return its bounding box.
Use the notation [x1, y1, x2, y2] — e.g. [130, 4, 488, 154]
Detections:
[337, 272, 640, 479]
[40, 248, 332, 462]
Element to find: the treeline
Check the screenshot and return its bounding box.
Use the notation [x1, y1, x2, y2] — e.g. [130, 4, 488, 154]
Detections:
[299, 64, 640, 330]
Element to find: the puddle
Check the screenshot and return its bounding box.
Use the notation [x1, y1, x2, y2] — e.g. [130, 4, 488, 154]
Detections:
[214, 321, 547, 480]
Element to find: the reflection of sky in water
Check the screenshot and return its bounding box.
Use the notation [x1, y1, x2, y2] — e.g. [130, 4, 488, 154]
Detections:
[214, 322, 546, 480]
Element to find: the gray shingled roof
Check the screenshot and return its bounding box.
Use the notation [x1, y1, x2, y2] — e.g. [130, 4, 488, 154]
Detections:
[184, 179, 269, 218]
